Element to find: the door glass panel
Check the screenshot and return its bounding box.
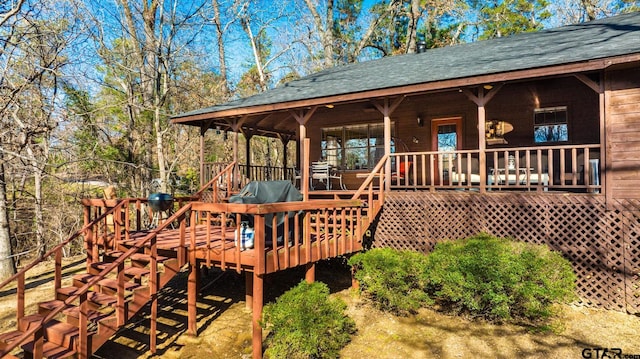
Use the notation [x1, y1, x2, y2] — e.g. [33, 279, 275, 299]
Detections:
[437, 124, 458, 175]
[437, 124, 458, 152]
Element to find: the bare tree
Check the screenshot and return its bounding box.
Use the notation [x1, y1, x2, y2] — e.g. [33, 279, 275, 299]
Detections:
[82, 0, 209, 194]
[0, 0, 69, 277]
[550, 0, 637, 25]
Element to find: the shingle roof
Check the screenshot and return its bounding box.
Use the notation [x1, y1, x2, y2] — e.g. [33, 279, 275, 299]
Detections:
[173, 11, 640, 119]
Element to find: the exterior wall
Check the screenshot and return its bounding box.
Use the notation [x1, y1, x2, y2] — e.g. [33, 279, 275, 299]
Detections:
[606, 65, 640, 200]
[372, 192, 640, 313]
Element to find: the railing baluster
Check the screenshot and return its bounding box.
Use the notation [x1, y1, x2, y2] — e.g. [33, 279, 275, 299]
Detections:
[17, 272, 24, 321]
[284, 215, 290, 269]
[55, 248, 61, 292]
[150, 236, 158, 353]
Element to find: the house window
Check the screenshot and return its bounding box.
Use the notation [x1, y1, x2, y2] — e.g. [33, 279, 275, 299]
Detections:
[534, 106, 568, 143]
[321, 123, 393, 170]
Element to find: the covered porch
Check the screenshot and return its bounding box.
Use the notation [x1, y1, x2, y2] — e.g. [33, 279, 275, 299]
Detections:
[190, 73, 605, 197]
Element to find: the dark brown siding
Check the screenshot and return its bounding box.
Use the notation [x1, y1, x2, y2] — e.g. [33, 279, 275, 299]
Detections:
[606, 65, 640, 200]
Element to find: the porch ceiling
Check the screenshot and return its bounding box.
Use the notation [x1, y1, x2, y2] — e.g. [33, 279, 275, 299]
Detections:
[172, 12, 640, 136]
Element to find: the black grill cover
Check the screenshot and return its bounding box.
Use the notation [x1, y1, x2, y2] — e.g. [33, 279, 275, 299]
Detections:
[228, 181, 303, 246]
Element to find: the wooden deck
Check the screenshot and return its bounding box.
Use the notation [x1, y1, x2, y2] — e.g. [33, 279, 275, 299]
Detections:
[123, 222, 363, 274]
[0, 180, 380, 359]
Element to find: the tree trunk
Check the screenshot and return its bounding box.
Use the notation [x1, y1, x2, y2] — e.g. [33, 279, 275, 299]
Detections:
[212, 0, 230, 98]
[243, 17, 267, 92]
[26, 145, 46, 258]
[0, 159, 16, 280]
[406, 0, 421, 53]
[304, 0, 334, 68]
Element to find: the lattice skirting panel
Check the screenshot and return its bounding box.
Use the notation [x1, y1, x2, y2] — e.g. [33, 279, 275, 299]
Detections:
[373, 192, 640, 313]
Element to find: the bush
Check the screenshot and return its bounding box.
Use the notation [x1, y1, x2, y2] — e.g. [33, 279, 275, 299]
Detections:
[261, 281, 355, 359]
[348, 248, 432, 315]
[425, 233, 577, 321]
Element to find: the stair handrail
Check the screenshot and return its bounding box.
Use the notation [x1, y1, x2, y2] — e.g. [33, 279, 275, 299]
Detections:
[0, 200, 127, 291]
[0, 199, 130, 357]
[0, 201, 193, 358]
[351, 154, 388, 220]
[194, 161, 236, 202]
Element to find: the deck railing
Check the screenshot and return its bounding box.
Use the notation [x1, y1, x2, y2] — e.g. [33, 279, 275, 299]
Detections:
[189, 198, 365, 275]
[195, 162, 237, 202]
[390, 144, 602, 193]
[202, 162, 296, 186]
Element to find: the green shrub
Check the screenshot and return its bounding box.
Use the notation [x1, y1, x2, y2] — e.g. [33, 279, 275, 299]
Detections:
[261, 281, 355, 359]
[425, 233, 577, 321]
[348, 248, 432, 315]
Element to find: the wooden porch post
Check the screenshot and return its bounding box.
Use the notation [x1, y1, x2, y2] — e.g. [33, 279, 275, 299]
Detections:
[575, 73, 607, 202]
[280, 135, 290, 178]
[372, 97, 404, 191]
[245, 132, 254, 180]
[302, 139, 310, 201]
[200, 128, 205, 188]
[228, 117, 247, 191]
[199, 120, 214, 187]
[384, 101, 391, 191]
[463, 85, 502, 194]
[478, 91, 487, 194]
[291, 108, 317, 200]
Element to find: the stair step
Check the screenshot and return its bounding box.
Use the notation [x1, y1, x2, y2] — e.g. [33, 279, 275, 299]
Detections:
[38, 300, 72, 316]
[62, 306, 112, 322]
[104, 251, 170, 263]
[18, 315, 80, 348]
[56, 287, 117, 307]
[73, 274, 141, 291]
[90, 262, 150, 279]
[18, 314, 47, 332]
[0, 329, 25, 349]
[21, 340, 76, 358]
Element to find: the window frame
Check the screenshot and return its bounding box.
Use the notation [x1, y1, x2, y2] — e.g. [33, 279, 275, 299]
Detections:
[533, 106, 569, 144]
[321, 122, 394, 170]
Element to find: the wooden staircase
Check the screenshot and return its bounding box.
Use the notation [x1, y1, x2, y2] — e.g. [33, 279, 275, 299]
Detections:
[0, 251, 183, 358]
[0, 200, 191, 359]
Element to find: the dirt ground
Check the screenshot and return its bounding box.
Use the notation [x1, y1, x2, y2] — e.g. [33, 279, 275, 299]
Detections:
[1, 256, 639, 359]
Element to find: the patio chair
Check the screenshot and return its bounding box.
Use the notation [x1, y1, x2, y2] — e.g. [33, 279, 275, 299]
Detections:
[310, 161, 346, 190]
[391, 161, 412, 185]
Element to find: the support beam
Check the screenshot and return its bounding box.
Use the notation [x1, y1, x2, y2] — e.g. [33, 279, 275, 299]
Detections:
[231, 118, 245, 191]
[187, 258, 197, 335]
[305, 262, 315, 283]
[252, 271, 264, 359]
[574, 73, 601, 93]
[246, 271, 253, 311]
[244, 131, 255, 180]
[279, 134, 293, 179]
[200, 122, 214, 188]
[302, 139, 310, 200]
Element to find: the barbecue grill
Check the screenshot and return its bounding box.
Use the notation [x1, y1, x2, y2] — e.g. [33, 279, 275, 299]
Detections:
[147, 192, 173, 212]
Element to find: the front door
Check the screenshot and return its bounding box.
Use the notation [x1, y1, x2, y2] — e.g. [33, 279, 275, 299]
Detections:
[431, 117, 462, 184]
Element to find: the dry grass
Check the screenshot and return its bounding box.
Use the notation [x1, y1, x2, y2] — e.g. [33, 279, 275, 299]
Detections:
[1, 257, 639, 359]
